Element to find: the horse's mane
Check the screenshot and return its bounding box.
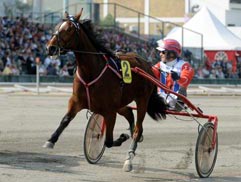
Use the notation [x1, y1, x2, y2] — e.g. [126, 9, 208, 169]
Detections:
[79, 19, 116, 58]
[78, 19, 149, 65]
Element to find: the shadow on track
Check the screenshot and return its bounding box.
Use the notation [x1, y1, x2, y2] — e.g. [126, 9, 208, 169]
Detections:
[0, 150, 81, 174]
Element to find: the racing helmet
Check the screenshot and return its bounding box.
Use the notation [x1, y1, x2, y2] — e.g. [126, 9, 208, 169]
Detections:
[156, 39, 182, 56]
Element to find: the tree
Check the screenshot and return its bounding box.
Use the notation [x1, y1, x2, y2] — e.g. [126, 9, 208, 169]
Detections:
[100, 14, 115, 26]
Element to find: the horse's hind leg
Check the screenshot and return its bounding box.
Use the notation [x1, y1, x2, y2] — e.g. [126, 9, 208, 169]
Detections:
[109, 106, 135, 147]
[117, 106, 135, 137]
[123, 100, 147, 172]
[43, 96, 82, 149]
[103, 112, 116, 148]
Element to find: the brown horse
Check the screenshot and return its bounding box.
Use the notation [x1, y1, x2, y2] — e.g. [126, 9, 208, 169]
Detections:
[44, 9, 166, 171]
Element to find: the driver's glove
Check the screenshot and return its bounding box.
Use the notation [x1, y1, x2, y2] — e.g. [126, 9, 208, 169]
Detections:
[171, 71, 180, 81]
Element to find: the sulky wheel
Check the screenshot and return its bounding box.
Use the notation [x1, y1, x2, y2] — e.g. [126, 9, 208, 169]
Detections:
[83, 113, 106, 164]
[195, 122, 218, 178]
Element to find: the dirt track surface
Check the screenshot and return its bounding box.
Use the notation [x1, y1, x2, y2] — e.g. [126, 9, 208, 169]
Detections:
[0, 93, 241, 182]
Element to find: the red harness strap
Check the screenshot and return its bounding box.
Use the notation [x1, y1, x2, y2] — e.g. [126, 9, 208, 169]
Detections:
[76, 55, 122, 109]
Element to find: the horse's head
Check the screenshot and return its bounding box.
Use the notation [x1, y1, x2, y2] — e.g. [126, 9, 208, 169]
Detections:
[46, 9, 83, 56]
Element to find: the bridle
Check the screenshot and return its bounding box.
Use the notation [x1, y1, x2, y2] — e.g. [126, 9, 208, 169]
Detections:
[51, 16, 106, 56]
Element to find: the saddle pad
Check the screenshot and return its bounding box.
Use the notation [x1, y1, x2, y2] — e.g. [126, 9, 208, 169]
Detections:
[115, 52, 138, 60]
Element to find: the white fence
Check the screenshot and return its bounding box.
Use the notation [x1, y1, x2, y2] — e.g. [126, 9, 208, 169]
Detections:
[0, 84, 241, 96]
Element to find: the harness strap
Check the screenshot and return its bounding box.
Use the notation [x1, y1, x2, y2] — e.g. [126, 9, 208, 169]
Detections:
[76, 55, 122, 109]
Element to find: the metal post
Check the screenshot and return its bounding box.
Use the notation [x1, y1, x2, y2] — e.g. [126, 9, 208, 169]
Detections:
[89, 3, 91, 20]
[103, 0, 108, 18]
[201, 34, 204, 63]
[138, 13, 140, 38]
[114, 3, 116, 28]
[144, 0, 150, 35]
[181, 27, 184, 54]
[36, 57, 40, 95]
[63, 0, 69, 14]
[162, 22, 164, 38]
[51, 12, 54, 25]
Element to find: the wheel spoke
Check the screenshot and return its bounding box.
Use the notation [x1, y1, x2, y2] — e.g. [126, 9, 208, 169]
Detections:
[84, 113, 106, 164]
[195, 122, 218, 178]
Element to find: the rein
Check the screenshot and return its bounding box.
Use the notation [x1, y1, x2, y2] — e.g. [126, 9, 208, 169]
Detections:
[54, 17, 107, 56]
[61, 48, 107, 55]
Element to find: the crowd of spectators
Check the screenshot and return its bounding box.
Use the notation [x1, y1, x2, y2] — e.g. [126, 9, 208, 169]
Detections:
[193, 57, 241, 79]
[99, 28, 159, 62]
[0, 16, 241, 79]
[0, 16, 159, 78]
[182, 49, 241, 79]
[0, 16, 77, 77]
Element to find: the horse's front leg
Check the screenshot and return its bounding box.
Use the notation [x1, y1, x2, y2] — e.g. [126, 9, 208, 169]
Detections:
[43, 96, 82, 149]
[123, 101, 146, 172]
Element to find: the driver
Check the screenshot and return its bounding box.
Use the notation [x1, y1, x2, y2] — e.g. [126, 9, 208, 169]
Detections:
[152, 39, 194, 111]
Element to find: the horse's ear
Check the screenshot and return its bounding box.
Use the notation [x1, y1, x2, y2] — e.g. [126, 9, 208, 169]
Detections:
[64, 11, 69, 18]
[75, 8, 83, 21]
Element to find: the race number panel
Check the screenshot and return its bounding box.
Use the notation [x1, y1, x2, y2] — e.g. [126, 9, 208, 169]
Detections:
[121, 60, 132, 83]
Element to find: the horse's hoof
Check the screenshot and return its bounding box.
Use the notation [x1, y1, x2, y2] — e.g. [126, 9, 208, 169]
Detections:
[120, 133, 130, 143]
[123, 160, 132, 172]
[138, 135, 144, 143]
[42, 141, 54, 149]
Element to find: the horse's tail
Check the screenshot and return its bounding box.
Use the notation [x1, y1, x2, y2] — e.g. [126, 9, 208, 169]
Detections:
[147, 88, 167, 120]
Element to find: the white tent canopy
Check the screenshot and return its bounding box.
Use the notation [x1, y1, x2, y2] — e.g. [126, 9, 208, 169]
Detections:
[162, 6, 241, 51]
